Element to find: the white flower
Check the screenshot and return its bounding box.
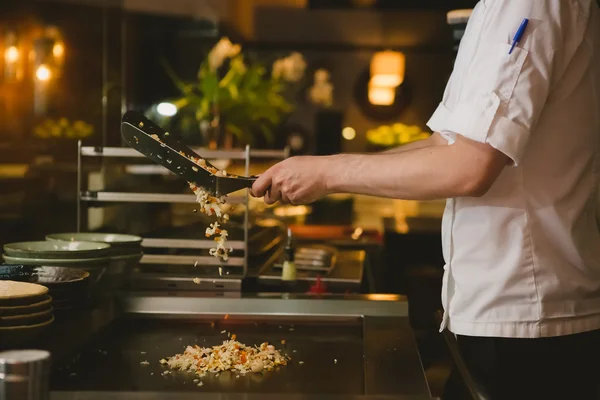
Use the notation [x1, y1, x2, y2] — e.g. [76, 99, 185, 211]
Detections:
[208, 37, 241, 71]
[272, 52, 306, 82]
[308, 68, 333, 107]
[314, 68, 330, 83]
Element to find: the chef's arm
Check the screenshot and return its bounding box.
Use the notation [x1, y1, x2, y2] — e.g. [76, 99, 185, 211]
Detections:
[381, 133, 447, 154]
[325, 133, 509, 200]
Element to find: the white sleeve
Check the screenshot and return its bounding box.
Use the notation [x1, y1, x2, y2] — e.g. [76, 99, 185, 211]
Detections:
[427, 0, 590, 165]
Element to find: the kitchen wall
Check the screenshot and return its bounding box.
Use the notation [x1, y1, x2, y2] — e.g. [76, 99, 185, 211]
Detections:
[249, 6, 458, 153]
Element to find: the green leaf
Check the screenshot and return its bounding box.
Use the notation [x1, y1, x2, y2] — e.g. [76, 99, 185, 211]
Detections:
[227, 124, 254, 145]
[161, 59, 189, 94]
[257, 123, 275, 144]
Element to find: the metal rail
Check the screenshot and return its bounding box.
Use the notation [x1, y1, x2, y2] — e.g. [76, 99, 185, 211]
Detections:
[140, 254, 245, 267]
[76, 142, 288, 278]
[141, 238, 245, 250]
[79, 191, 245, 204]
[81, 146, 288, 160]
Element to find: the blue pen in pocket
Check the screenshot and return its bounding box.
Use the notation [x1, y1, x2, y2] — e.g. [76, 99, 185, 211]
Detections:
[509, 18, 529, 54]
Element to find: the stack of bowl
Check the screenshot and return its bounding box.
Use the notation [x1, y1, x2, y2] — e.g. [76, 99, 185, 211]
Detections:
[0, 280, 54, 349]
[45, 233, 143, 293]
[0, 265, 91, 312]
[2, 241, 110, 287]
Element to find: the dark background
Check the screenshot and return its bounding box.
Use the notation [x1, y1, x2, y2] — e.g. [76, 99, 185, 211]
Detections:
[0, 0, 478, 152]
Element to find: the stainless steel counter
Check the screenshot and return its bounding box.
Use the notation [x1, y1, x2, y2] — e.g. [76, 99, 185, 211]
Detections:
[51, 393, 437, 400]
[257, 250, 365, 291]
[41, 294, 432, 400]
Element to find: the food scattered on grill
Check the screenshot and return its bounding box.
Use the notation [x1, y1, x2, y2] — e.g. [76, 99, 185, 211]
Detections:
[160, 339, 290, 377]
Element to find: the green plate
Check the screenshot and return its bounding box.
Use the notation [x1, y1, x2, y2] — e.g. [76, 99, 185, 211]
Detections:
[2, 254, 109, 267]
[4, 241, 111, 260]
[46, 233, 142, 248]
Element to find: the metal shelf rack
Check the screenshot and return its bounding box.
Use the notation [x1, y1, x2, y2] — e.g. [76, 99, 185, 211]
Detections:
[76, 141, 289, 278]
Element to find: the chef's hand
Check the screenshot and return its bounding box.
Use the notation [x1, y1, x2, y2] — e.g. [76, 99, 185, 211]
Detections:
[250, 156, 331, 205]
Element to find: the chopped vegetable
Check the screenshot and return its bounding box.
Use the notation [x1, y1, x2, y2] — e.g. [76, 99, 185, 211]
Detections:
[161, 339, 289, 376]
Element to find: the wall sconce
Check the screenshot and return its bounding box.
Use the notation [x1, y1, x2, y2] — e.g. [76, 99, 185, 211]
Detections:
[31, 26, 66, 116]
[3, 30, 24, 82]
[354, 50, 411, 121]
[35, 64, 51, 82]
[370, 50, 405, 88]
[368, 83, 395, 106]
[368, 50, 405, 106]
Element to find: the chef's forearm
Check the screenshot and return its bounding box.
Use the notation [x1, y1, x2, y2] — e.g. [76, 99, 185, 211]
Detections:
[381, 133, 446, 154]
[324, 143, 498, 200]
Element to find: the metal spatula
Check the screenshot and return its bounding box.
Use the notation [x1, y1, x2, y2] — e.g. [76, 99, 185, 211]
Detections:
[120, 111, 258, 196]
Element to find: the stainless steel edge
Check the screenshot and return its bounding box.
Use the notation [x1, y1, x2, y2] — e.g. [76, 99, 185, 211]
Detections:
[80, 146, 288, 160]
[140, 255, 245, 267]
[51, 392, 436, 400]
[258, 275, 360, 284]
[244, 144, 250, 279]
[127, 275, 242, 291]
[141, 238, 246, 250]
[51, 393, 436, 400]
[120, 294, 409, 318]
[76, 140, 82, 232]
[79, 192, 246, 204]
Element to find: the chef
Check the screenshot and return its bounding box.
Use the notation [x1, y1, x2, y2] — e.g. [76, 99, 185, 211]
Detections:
[252, 0, 600, 398]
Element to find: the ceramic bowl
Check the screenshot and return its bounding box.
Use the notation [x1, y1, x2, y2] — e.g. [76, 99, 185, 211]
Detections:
[0, 265, 92, 303]
[46, 233, 142, 256]
[3, 241, 111, 260]
[46, 233, 143, 293]
[1, 255, 108, 285]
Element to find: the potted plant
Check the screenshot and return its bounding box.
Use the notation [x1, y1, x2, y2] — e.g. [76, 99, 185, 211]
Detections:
[158, 37, 307, 149]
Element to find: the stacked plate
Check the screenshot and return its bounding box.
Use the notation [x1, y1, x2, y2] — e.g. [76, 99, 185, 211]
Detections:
[2, 241, 111, 285]
[0, 280, 54, 349]
[46, 233, 143, 293]
[0, 265, 92, 312]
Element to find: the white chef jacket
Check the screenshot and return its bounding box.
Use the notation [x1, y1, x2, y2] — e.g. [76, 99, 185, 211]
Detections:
[427, 0, 600, 338]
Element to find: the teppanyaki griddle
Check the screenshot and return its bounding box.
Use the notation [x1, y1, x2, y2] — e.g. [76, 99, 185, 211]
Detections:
[50, 317, 364, 395]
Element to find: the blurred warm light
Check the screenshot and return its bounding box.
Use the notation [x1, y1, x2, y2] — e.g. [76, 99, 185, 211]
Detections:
[273, 205, 310, 217]
[447, 9, 473, 25]
[368, 83, 395, 106]
[366, 294, 398, 301]
[351, 227, 363, 240]
[157, 102, 177, 117]
[52, 42, 65, 58]
[342, 127, 356, 141]
[370, 50, 405, 87]
[4, 46, 19, 64]
[35, 64, 51, 81]
[351, 0, 377, 7]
